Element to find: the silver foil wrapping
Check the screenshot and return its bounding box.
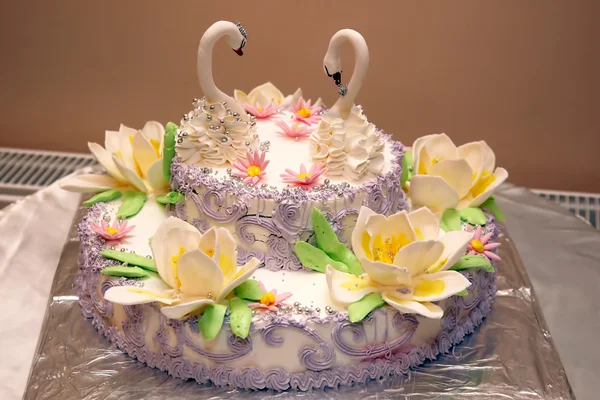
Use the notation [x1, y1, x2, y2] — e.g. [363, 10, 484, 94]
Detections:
[24, 198, 574, 399]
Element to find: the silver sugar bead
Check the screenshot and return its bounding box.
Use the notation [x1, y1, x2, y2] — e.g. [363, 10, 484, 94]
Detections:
[226, 168, 232, 174]
[209, 105, 215, 110]
[181, 132, 188, 137]
[120, 248, 126, 252]
[145, 255, 152, 259]
[233, 112, 239, 117]
[193, 98, 199, 103]
[225, 130, 230, 135]
[221, 138, 228, 143]
[294, 302, 300, 307]
[207, 293, 213, 299]
[245, 141, 251, 146]
[324, 179, 330, 185]
[177, 138, 183, 144]
[315, 307, 321, 312]
[219, 118, 225, 124]
[221, 101, 227, 105]
[130, 250, 135, 254]
[110, 246, 116, 250]
[206, 114, 212, 120]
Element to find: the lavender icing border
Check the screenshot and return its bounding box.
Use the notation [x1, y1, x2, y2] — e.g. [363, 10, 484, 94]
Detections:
[169, 135, 407, 271]
[75, 204, 499, 391]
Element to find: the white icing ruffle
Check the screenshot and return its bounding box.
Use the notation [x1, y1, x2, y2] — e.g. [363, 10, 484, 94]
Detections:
[309, 105, 384, 181]
[176, 98, 259, 166]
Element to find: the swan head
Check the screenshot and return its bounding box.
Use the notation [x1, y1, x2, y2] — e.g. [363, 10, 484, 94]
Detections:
[323, 54, 342, 86]
[229, 22, 248, 56]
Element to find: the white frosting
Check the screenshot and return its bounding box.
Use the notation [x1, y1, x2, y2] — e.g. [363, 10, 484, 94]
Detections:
[176, 98, 259, 166]
[309, 105, 384, 181]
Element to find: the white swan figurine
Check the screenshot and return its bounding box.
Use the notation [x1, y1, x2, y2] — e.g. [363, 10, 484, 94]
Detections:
[197, 21, 249, 121]
[309, 29, 384, 181]
[323, 29, 370, 119]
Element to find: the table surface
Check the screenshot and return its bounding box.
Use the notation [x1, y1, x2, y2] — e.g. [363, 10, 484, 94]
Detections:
[0, 181, 598, 400]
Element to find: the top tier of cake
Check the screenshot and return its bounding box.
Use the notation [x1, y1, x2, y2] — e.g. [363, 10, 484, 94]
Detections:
[169, 95, 407, 271]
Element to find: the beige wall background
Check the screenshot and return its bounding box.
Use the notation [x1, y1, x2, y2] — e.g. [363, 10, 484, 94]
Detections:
[1, 1, 598, 191]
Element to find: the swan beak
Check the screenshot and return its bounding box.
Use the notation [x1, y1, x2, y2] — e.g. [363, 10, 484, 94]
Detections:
[332, 72, 342, 86]
[233, 48, 244, 56]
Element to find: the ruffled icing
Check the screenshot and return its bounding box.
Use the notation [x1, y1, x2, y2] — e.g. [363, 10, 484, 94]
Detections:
[309, 105, 384, 181]
[176, 98, 259, 166]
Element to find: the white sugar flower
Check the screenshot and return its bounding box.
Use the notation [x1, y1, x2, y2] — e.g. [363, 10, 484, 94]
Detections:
[408, 133, 508, 213]
[60, 122, 168, 194]
[104, 217, 260, 320]
[326, 206, 472, 319]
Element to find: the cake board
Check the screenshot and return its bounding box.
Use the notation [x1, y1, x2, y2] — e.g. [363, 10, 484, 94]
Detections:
[23, 198, 574, 399]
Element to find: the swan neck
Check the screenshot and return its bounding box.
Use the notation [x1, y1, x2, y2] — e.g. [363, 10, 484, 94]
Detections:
[330, 30, 369, 118]
[197, 21, 248, 119]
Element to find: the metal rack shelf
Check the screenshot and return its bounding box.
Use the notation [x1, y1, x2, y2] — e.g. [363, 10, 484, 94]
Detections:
[531, 189, 600, 230]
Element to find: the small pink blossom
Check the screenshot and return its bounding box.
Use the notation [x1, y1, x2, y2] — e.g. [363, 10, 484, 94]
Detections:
[275, 120, 314, 140]
[292, 97, 321, 125]
[91, 219, 135, 242]
[280, 163, 326, 187]
[243, 102, 280, 119]
[232, 150, 270, 185]
[248, 281, 293, 312]
[466, 225, 501, 261]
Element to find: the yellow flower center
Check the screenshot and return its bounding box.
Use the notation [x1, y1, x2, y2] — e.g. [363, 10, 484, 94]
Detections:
[170, 246, 185, 289]
[260, 292, 276, 306]
[257, 107, 263, 112]
[105, 227, 119, 236]
[470, 170, 496, 198]
[413, 279, 445, 297]
[204, 248, 215, 257]
[150, 138, 161, 158]
[471, 239, 485, 253]
[127, 136, 144, 178]
[297, 107, 311, 118]
[368, 234, 410, 264]
[296, 172, 313, 181]
[246, 165, 262, 177]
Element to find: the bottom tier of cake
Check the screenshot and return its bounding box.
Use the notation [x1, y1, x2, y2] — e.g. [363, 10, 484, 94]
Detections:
[75, 202, 497, 391]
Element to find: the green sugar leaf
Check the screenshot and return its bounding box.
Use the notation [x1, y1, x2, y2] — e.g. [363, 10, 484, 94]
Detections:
[311, 208, 362, 275]
[348, 293, 385, 323]
[400, 148, 414, 186]
[83, 189, 122, 207]
[234, 280, 265, 301]
[163, 122, 178, 182]
[440, 208, 461, 231]
[294, 241, 349, 273]
[481, 196, 505, 222]
[449, 255, 495, 272]
[229, 298, 252, 339]
[456, 289, 468, 297]
[156, 191, 185, 206]
[100, 249, 157, 272]
[460, 207, 487, 225]
[100, 265, 149, 278]
[116, 190, 147, 219]
[198, 304, 228, 340]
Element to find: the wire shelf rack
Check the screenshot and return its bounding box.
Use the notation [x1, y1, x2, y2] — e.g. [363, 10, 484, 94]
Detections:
[531, 189, 600, 230]
[0, 147, 96, 203]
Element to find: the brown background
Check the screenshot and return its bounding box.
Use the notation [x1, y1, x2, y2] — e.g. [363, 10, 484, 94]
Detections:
[1, 1, 599, 191]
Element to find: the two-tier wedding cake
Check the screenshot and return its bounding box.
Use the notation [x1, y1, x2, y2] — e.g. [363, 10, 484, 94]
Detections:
[61, 20, 508, 391]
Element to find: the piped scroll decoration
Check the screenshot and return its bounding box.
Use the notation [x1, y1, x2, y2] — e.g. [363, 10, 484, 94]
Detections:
[331, 309, 418, 359]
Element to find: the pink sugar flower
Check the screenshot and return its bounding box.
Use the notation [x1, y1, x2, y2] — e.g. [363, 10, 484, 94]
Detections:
[232, 150, 270, 185]
[248, 281, 293, 312]
[243, 102, 280, 119]
[292, 97, 321, 125]
[275, 120, 314, 140]
[91, 219, 135, 242]
[466, 225, 501, 261]
[280, 163, 326, 187]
